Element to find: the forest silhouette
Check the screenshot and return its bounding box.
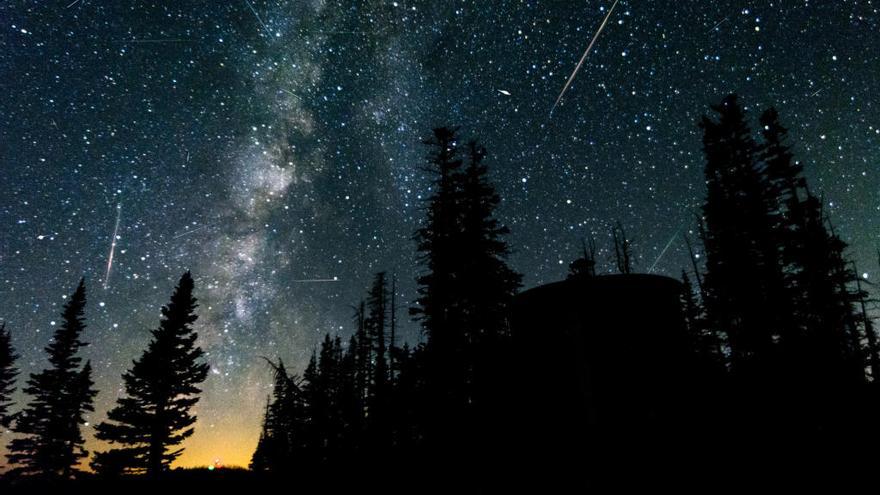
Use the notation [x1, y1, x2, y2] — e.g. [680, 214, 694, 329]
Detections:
[2, 95, 879, 491]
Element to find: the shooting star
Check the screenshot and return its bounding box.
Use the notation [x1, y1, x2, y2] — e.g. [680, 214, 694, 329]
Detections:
[172, 224, 210, 239]
[810, 88, 824, 97]
[103, 204, 122, 290]
[292, 277, 339, 283]
[498, 89, 511, 96]
[648, 226, 682, 274]
[66, 0, 82, 8]
[243, 0, 272, 36]
[116, 39, 193, 44]
[708, 17, 729, 33]
[550, 0, 619, 117]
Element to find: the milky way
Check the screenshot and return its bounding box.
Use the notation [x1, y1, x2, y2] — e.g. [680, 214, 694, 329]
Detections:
[1, 0, 879, 468]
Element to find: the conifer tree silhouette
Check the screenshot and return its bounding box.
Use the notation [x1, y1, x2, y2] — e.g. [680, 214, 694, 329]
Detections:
[755, 107, 806, 367]
[0, 322, 19, 427]
[700, 95, 782, 377]
[458, 139, 521, 420]
[411, 127, 468, 444]
[853, 263, 880, 381]
[301, 348, 324, 454]
[7, 278, 97, 478]
[94, 271, 209, 476]
[412, 127, 466, 357]
[365, 272, 391, 448]
[568, 237, 597, 280]
[410, 127, 521, 453]
[697, 96, 874, 440]
[612, 222, 633, 274]
[680, 271, 723, 371]
[250, 358, 303, 472]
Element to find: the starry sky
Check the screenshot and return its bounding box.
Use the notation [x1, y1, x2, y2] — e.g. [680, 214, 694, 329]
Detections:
[1, 0, 878, 469]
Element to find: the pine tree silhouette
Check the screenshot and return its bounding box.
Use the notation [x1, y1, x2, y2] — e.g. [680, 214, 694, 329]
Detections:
[409, 127, 521, 458]
[0, 322, 19, 427]
[410, 127, 468, 446]
[249, 396, 274, 473]
[7, 278, 97, 478]
[353, 301, 371, 416]
[301, 348, 324, 454]
[853, 263, 880, 381]
[365, 272, 390, 448]
[680, 271, 723, 371]
[755, 107, 807, 367]
[250, 358, 304, 472]
[94, 271, 209, 477]
[412, 127, 466, 354]
[568, 237, 597, 280]
[458, 139, 521, 415]
[339, 334, 363, 449]
[794, 198, 866, 383]
[700, 95, 782, 377]
[612, 222, 634, 274]
[695, 96, 877, 451]
[459, 139, 522, 342]
[318, 334, 345, 452]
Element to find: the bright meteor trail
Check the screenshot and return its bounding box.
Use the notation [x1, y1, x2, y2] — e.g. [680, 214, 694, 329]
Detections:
[550, 0, 619, 116]
[243, 0, 272, 36]
[103, 204, 122, 290]
[648, 226, 682, 274]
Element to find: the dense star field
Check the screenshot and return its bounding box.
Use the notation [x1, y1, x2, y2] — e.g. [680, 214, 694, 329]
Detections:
[1, 0, 878, 468]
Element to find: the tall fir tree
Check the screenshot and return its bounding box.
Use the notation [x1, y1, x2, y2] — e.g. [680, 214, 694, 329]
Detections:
[339, 334, 363, 449]
[389, 274, 398, 381]
[353, 301, 371, 411]
[7, 278, 97, 478]
[94, 271, 209, 476]
[301, 348, 324, 454]
[756, 107, 807, 364]
[411, 128, 521, 447]
[611, 222, 634, 274]
[680, 271, 723, 371]
[250, 359, 304, 472]
[459, 139, 522, 342]
[853, 264, 880, 382]
[249, 396, 274, 473]
[410, 127, 469, 443]
[0, 322, 19, 427]
[458, 139, 522, 404]
[412, 126, 466, 353]
[318, 334, 345, 452]
[700, 95, 871, 392]
[759, 108, 804, 207]
[793, 199, 866, 384]
[568, 237, 597, 280]
[366, 272, 390, 447]
[699, 94, 783, 377]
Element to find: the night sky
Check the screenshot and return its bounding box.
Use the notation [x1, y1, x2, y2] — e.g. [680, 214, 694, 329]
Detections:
[1, 0, 878, 468]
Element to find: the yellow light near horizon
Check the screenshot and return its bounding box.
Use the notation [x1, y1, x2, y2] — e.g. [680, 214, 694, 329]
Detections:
[171, 420, 259, 470]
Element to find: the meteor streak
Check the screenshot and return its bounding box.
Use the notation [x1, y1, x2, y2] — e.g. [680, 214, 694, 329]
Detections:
[550, 0, 619, 117]
[243, 0, 272, 36]
[292, 277, 339, 283]
[173, 224, 210, 239]
[648, 226, 681, 274]
[709, 17, 729, 33]
[103, 204, 122, 290]
[115, 39, 194, 44]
